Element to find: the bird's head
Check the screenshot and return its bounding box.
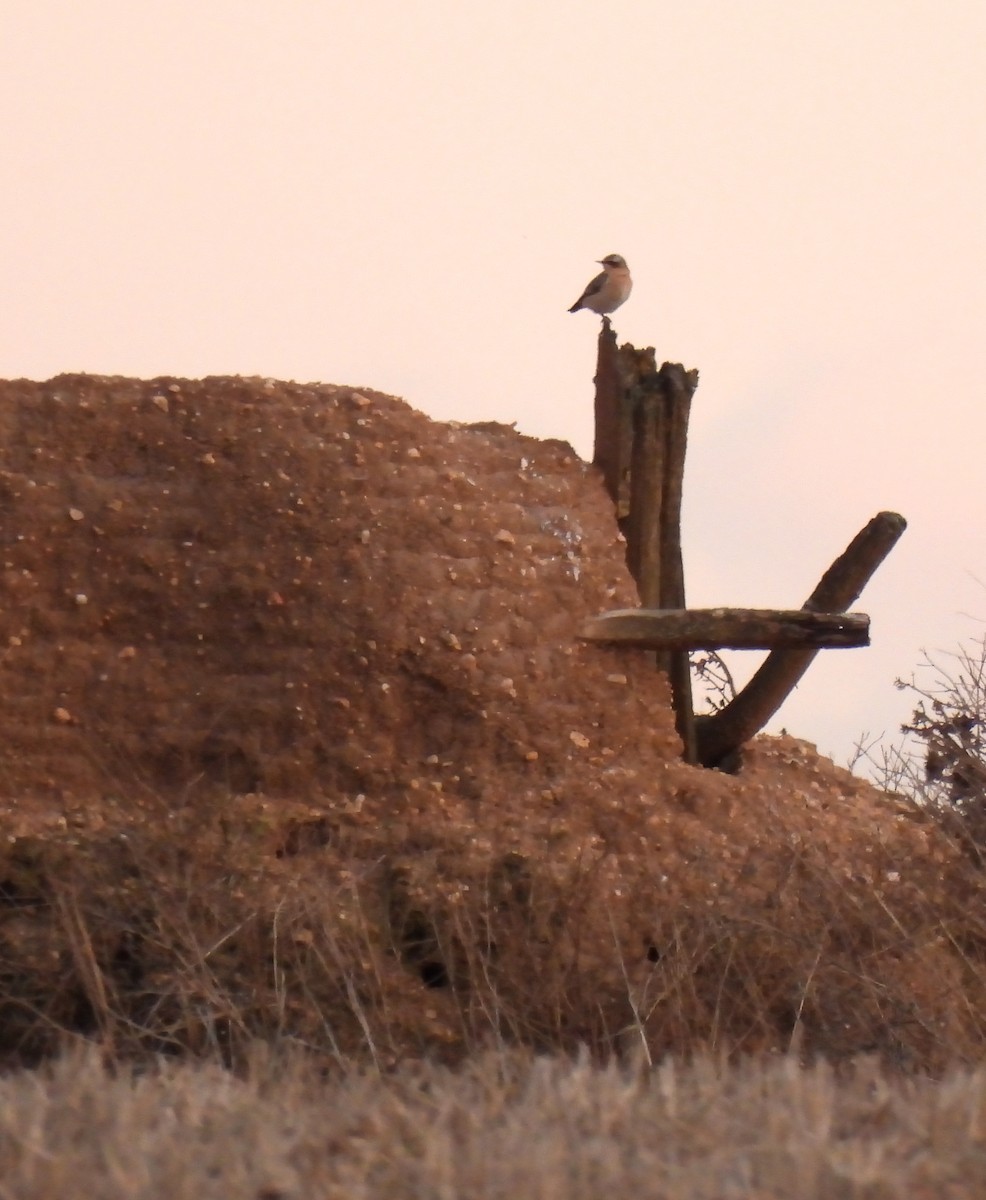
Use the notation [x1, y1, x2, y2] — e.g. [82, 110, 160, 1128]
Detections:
[598, 254, 628, 269]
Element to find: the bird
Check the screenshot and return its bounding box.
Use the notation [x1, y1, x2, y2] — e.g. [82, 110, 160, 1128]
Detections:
[568, 254, 632, 317]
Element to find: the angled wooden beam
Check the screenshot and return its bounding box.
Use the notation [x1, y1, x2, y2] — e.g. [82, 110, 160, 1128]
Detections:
[695, 511, 907, 769]
[579, 608, 870, 651]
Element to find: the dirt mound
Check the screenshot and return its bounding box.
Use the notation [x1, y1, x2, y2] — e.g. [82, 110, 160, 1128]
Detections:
[0, 375, 982, 1070]
[0, 374, 677, 802]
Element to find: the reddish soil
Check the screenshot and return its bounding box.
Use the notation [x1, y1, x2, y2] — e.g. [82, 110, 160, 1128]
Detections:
[0, 375, 980, 1070]
[0, 374, 679, 806]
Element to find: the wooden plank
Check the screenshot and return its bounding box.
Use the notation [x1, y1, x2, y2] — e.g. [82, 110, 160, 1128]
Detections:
[578, 607, 870, 650]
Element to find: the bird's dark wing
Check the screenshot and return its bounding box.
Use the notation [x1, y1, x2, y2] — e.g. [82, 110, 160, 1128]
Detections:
[568, 269, 606, 312]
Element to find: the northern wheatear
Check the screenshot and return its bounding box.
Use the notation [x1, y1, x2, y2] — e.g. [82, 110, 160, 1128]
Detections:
[568, 254, 632, 317]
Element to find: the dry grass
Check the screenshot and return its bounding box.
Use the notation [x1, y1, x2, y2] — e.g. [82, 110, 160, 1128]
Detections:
[5, 765, 986, 1074]
[3, 1046, 986, 1199]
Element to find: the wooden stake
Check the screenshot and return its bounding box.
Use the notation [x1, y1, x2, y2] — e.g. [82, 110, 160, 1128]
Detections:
[655, 364, 698, 763]
[592, 318, 630, 517]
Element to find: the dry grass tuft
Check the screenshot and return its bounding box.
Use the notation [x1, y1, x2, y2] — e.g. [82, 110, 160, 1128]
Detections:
[3, 1047, 986, 1198]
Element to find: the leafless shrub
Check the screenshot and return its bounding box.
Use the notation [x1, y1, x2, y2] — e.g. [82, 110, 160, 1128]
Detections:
[852, 631, 986, 859]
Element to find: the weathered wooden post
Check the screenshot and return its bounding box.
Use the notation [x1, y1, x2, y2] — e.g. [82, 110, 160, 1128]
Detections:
[593, 324, 700, 762]
[592, 318, 631, 519]
[587, 325, 906, 771]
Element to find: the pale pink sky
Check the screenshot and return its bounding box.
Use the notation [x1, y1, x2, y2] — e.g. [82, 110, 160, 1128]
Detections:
[2, 1, 985, 769]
